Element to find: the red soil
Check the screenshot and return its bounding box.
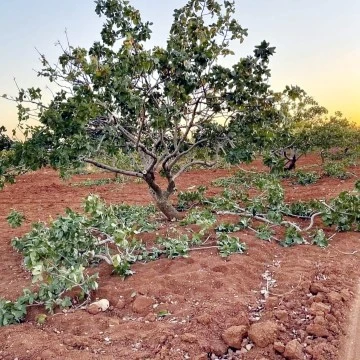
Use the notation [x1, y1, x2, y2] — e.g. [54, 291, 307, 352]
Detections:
[0, 154, 359, 360]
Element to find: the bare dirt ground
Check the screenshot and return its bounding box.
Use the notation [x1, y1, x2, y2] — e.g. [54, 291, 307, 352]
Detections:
[338, 280, 360, 360]
[0, 154, 359, 360]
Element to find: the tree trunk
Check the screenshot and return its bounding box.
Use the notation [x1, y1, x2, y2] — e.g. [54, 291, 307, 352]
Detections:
[284, 154, 297, 171]
[153, 192, 184, 221]
[320, 150, 325, 164]
[143, 171, 184, 221]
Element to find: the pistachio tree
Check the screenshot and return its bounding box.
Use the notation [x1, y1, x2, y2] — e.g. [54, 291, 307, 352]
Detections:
[260, 86, 360, 172]
[0, 127, 13, 151]
[2, 0, 275, 220]
[261, 86, 328, 172]
[309, 113, 360, 162]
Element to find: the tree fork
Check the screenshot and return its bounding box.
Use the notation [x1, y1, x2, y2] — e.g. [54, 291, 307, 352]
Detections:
[144, 171, 184, 221]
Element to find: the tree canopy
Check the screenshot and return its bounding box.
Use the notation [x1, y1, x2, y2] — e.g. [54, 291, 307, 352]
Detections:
[2, 0, 277, 219]
[258, 86, 360, 172]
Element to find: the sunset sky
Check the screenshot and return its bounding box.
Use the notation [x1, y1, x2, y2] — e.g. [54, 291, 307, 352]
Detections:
[0, 0, 359, 134]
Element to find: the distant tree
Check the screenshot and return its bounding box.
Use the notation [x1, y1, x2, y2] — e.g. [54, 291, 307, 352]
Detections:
[2, 0, 276, 219]
[261, 87, 360, 173]
[261, 86, 329, 172]
[309, 113, 360, 162]
[0, 126, 13, 151]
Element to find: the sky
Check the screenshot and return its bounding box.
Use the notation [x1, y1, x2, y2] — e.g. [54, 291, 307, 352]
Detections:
[0, 0, 359, 135]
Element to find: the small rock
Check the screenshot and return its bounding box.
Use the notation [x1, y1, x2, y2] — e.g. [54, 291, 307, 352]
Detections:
[325, 313, 337, 323]
[274, 310, 289, 322]
[86, 304, 101, 315]
[313, 292, 325, 302]
[265, 296, 278, 309]
[340, 288, 352, 301]
[107, 318, 120, 327]
[306, 324, 330, 338]
[132, 296, 154, 314]
[313, 315, 326, 326]
[310, 302, 331, 315]
[180, 333, 198, 344]
[274, 341, 285, 354]
[196, 314, 212, 325]
[284, 339, 303, 359]
[327, 291, 343, 306]
[194, 354, 208, 360]
[332, 309, 343, 320]
[329, 323, 340, 334]
[97, 299, 110, 311]
[87, 299, 110, 314]
[222, 326, 248, 349]
[115, 298, 126, 309]
[310, 282, 327, 295]
[144, 313, 157, 322]
[248, 321, 278, 348]
[209, 341, 227, 356]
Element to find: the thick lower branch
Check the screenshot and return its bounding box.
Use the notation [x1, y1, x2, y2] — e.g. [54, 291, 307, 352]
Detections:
[82, 157, 143, 178]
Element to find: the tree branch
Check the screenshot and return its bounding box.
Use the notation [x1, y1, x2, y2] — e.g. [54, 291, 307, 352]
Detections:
[82, 157, 143, 178]
[172, 160, 215, 181]
[162, 95, 204, 166]
[95, 100, 158, 160]
[168, 138, 208, 171]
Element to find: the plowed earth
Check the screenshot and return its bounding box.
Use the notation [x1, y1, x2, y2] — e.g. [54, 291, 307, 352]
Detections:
[0, 154, 360, 360]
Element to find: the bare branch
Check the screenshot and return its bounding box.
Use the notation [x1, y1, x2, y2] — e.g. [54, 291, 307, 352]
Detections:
[303, 212, 323, 232]
[93, 254, 112, 265]
[168, 138, 208, 171]
[135, 105, 146, 150]
[82, 157, 143, 178]
[162, 94, 204, 166]
[95, 100, 157, 160]
[172, 160, 215, 181]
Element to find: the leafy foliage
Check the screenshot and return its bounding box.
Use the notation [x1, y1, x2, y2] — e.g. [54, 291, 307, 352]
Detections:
[255, 224, 274, 241]
[0, 126, 13, 151]
[283, 200, 320, 217]
[0, 293, 29, 326]
[2, 195, 159, 325]
[323, 161, 350, 179]
[177, 185, 207, 210]
[293, 171, 319, 185]
[215, 222, 243, 233]
[281, 226, 305, 247]
[322, 191, 360, 231]
[12, 211, 97, 276]
[156, 236, 190, 259]
[180, 208, 216, 227]
[7, 209, 25, 228]
[311, 229, 328, 248]
[216, 233, 247, 257]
